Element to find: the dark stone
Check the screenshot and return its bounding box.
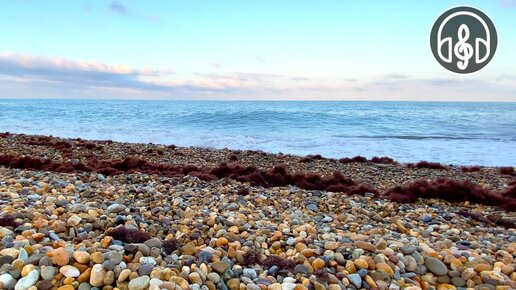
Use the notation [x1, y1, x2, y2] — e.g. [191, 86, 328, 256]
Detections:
[102, 260, 116, 271]
[138, 263, 154, 276]
[0, 255, 14, 266]
[294, 264, 309, 275]
[268, 265, 279, 276]
[422, 215, 433, 223]
[124, 244, 138, 253]
[357, 269, 368, 278]
[26, 253, 43, 265]
[198, 250, 213, 263]
[114, 215, 125, 225]
[36, 280, 53, 290]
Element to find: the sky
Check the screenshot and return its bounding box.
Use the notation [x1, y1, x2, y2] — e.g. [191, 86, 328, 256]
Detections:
[0, 0, 515, 101]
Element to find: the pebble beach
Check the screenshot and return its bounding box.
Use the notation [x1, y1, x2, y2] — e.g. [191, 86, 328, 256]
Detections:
[0, 133, 515, 290]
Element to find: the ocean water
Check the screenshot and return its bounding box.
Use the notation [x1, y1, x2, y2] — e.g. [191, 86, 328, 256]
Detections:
[0, 99, 514, 166]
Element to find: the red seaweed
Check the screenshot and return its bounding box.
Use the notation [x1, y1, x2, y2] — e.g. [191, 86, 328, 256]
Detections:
[499, 167, 515, 176]
[407, 161, 448, 170]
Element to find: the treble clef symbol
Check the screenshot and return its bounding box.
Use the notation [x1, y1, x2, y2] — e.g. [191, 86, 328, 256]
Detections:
[454, 24, 474, 70]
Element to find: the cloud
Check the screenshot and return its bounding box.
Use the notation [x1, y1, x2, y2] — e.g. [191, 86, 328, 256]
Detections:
[0, 53, 514, 101]
[109, 1, 127, 15]
[0, 53, 174, 93]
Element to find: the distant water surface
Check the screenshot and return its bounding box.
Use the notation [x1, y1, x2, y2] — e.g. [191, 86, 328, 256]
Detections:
[0, 100, 514, 166]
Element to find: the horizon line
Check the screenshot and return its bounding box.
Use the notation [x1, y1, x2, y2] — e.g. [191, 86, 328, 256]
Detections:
[0, 97, 515, 103]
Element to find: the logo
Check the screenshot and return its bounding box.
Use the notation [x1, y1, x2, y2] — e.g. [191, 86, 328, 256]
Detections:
[430, 6, 497, 74]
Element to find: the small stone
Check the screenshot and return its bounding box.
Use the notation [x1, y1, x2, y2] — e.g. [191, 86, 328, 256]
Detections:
[243, 268, 257, 279]
[139, 256, 156, 265]
[14, 269, 39, 290]
[181, 244, 196, 256]
[216, 237, 229, 247]
[461, 268, 476, 280]
[212, 261, 229, 274]
[104, 271, 115, 285]
[189, 272, 202, 285]
[306, 204, 318, 212]
[474, 264, 492, 272]
[324, 241, 339, 250]
[401, 245, 417, 255]
[128, 275, 150, 290]
[207, 272, 220, 283]
[354, 259, 369, 269]
[347, 273, 362, 288]
[21, 264, 36, 277]
[60, 265, 80, 278]
[169, 276, 189, 290]
[313, 281, 326, 290]
[312, 258, 325, 270]
[294, 264, 309, 275]
[118, 269, 132, 282]
[422, 215, 433, 223]
[0, 273, 16, 289]
[281, 282, 296, 290]
[67, 215, 82, 226]
[102, 260, 116, 271]
[53, 248, 69, 266]
[0, 227, 14, 239]
[144, 238, 162, 248]
[18, 248, 29, 262]
[138, 264, 154, 276]
[73, 252, 90, 264]
[78, 282, 91, 290]
[106, 203, 126, 214]
[451, 276, 466, 287]
[0, 255, 14, 266]
[89, 264, 106, 287]
[91, 252, 104, 264]
[425, 257, 448, 276]
[150, 278, 163, 288]
[199, 250, 213, 262]
[364, 275, 377, 288]
[376, 263, 394, 277]
[227, 278, 240, 290]
[354, 241, 377, 252]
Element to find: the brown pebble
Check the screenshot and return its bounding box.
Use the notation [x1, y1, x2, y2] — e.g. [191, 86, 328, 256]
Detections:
[53, 247, 70, 266]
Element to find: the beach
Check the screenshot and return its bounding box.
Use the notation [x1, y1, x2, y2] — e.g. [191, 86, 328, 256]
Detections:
[0, 132, 515, 290]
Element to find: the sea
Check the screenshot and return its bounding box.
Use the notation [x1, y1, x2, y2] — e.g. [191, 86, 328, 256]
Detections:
[0, 99, 514, 166]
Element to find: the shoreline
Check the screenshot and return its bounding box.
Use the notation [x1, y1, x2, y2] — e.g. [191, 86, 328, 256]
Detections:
[0, 132, 515, 290]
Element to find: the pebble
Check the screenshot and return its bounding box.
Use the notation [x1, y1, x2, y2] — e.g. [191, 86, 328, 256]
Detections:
[0, 273, 16, 289]
[40, 267, 56, 281]
[212, 261, 229, 274]
[425, 257, 448, 276]
[106, 203, 126, 214]
[89, 264, 106, 287]
[59, 265, 80, 278]
[207, 272, 220, 283]
[128, 275, 150, 290]
[243, 268, 257, 279]
[67, 214, 82, 226]
[347, 273, 362, 288]
[401, 245, 417, 255]
[0, 134, 515, 290]
[53, 248, 69, 266]
[14, 269, 39, 290]
[73, 252, 91, 264]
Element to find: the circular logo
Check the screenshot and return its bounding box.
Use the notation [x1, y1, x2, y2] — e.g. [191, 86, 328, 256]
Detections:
[430, 6, 497, 74]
